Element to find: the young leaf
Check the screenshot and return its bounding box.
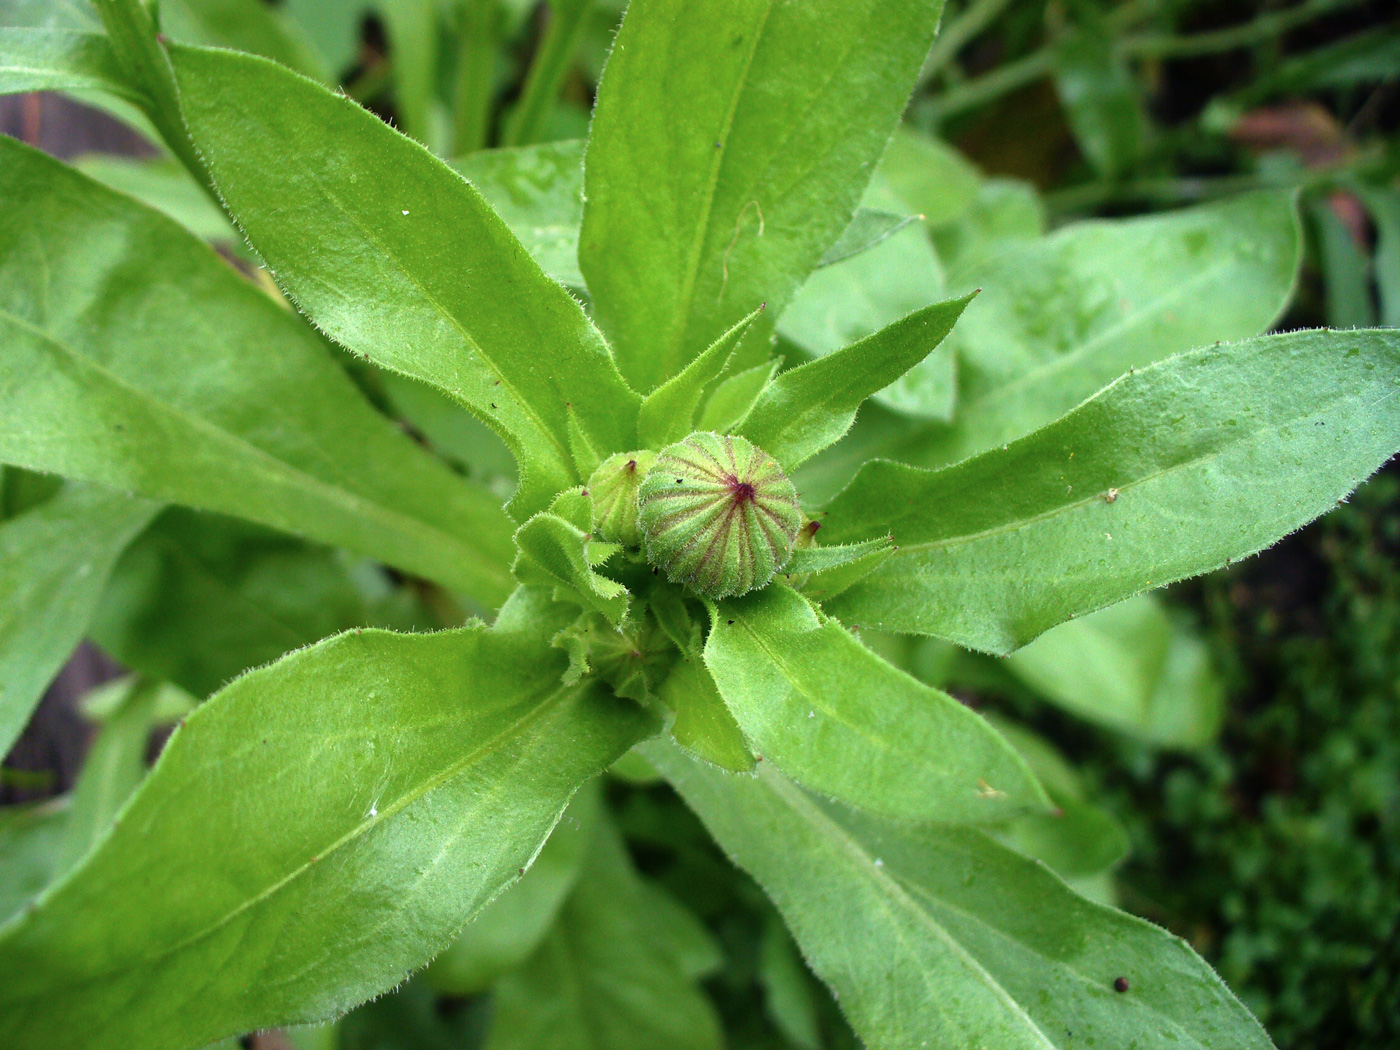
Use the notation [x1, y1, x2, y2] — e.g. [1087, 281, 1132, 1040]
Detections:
[427, 783, 600, 996]
[513, 510, 630, 625]
[649, 743, 1275, 1050]
[697, 359, 781, 433]
[639, 306, 764, 448]
[921, 191, 1303, 466]
[54, 676, 160, 872]
[0, 590, 655, 1050]
[0, 136, 515, 603]
[1005, 594, 1225, 747]
[486, 812, 724, 1050]
[0, 27, 142, 100]
[580, 0, 947, 391]
[778, 181, 956, 420]
[661, 654, 755, 773]
[741, 293, 972, 470]
[168, 45, 641, 518]
[814, 206, 918, 268]
[0, 484, 157, 757]
[785, 535, 893, 577]
[157, 0, 331, 82]
[822, 328, 1400, 654]
[705, 585, 1048, 824]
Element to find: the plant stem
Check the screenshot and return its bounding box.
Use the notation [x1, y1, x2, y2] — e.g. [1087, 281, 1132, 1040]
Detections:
[502, 0, 595, 147]
[453, 0, 500, 155]
[927, 0, 1367, 123]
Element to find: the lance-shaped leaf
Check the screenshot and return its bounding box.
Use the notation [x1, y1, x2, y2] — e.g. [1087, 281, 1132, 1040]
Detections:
[661, 653, 754, 773]
[158, 0, 331, 82]
[918, 191, 1302, 467]
[513, 511, 630, 625]
[486, 811, 724, 1050]
[0, 136, 514, 603]
[0, 589, 655, 1050]
[698, 359, 780, 433]
[705, 585, 1047, 823]
[0, 27, 141, 99]
[580, 0, 947, 392]
[822, 328, 1400, 654]
[741, 294, 972, 470]
[639, 306, 764, 448]
[817, 206, 918, 268]
[427, 783, 599, 996]
[0, 484, 157, 757]
[169, 44, 641, 518]
[648, 743, 1273, 1050]
[1005, 594, 1225, 747]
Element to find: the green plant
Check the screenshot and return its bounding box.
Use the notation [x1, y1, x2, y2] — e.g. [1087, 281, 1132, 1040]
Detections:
[1, 1, 1399, 1048]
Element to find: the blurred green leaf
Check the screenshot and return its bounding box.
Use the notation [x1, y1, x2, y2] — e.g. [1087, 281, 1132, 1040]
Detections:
[1053, 19, 1147, 180]
[580, 0, 947, 391]
[160, 0, 331, 81]
[878, 125, 982, 228]
[90, 509, 373, 698]
[650, 742, 1275, 1050]
[0, 484, 157, 756]
[73, 154, 235, 243]
[706, 585, 1049, 823]
[778, 182, 955, 420]
[0, 137, 515, 602]
[170, 44, 640, 520]
[1006, 594, 1225, 747]
[486, 811, 723, 1050]
[1307, 195, 1377, 329]
[0, 27, 140, 99]
[0, 801, 68, 923]
[0, 589, 654, 1050]
[824, 329, 1400, 653]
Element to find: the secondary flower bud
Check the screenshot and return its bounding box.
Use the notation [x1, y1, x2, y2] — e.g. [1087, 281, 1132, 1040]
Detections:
[588, 450, 657, 547]
[637, 432, 802, 600]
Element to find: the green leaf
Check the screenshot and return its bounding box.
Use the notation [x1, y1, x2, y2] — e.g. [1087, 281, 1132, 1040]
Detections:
[89, 509, 374, 698]
[822, 328, 1400, 653]
[580, 0, 948, 391]
[785, 536, 892, 577]
[1053, 20, 1147, 180]
[1006, 594, 1225, 747]
[426, 782, 599, 995]
[777, 183, 956, 422]
[877, 125, 982, 229]
[452, 140, 587, 289]
[649, 742, 1274, 1050]
[0, 800, 68, 924]
[696, 358, 780, 434]
[376, 0, 436, 142]
[0, 589, 655, 1050]
[513, 508, 630, 624]
[639, 306, 764, 448]
[159, 0, 331, 82]
[705, 585, 1048, 823]
[661, 653, 755, 773]
[744, 294, 973, 470]
[0, 0, 102, 31]
[74, 154, 236, 243]
[0, 484, 157, 757]
[929, 176, 1045, 272]
[54, 676, 160, 872]
[758, 917, 821, 1050]
[816, 206, 919, 268]
[1356, 185, 1400, 328]
[1307, 195, 1376, 329]
[486, 811, 724, 1050]
[169, 44, 640, 519]
[984, 716, 1129, 879]
[920, 192, 1303, 467]
[0, 136, 515, 603]
[0, 27, 141, 99]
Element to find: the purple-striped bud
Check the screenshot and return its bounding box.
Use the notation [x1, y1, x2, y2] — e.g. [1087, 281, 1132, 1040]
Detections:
[637, 432, 802, 600]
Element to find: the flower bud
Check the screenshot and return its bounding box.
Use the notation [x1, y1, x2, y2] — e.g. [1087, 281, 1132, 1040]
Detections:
[587, 450, 657, 547]
[637, 432, 802, 600]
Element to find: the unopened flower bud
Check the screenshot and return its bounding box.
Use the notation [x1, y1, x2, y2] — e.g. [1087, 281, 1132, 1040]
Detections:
[587, 450, 657, 547]
[637, 432, 801, 600]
